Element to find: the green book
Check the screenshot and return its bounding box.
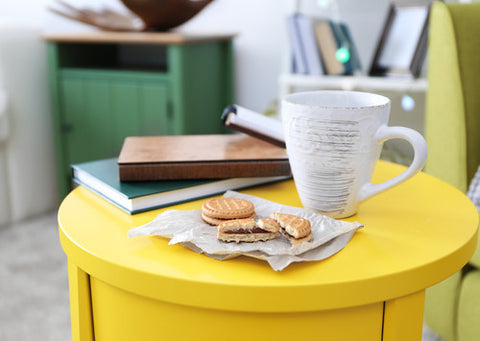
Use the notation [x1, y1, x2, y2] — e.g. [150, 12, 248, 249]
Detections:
[329, 21, 362, 75]
[71, 158, 290, 214]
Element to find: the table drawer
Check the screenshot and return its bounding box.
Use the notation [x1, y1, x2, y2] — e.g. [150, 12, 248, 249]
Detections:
[90, 277, 384, 341]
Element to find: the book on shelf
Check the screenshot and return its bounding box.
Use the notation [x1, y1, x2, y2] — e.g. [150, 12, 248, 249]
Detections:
[286, 13, 362, 76]
[295, 13, 324, 75]
[315, 19, 362, 76]
[286, 13, 308, 74]
[328, 21, 362, 75]
[117, 134, 291, 181]
[72, 157, 290, 214]
[314, 19, 345, 75]
[340, 23, 362, 73]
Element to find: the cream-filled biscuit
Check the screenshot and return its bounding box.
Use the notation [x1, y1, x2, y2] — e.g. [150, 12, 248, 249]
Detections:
[217, 218, 278, 243]
[270, 212, 312, 244]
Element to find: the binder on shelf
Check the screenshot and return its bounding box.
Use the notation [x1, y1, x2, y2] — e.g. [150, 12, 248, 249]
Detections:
[314, 19, 345, 75]
[328, 21, 362, 75]
[339, 23, 362, 74]
[286, 13, 308, 74]
[295, 14, 324, 75]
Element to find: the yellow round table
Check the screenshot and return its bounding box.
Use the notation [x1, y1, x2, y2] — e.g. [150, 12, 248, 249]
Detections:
[58, 161, 478, 341]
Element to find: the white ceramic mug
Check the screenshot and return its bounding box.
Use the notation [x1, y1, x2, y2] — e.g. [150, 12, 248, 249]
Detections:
[282, 90, 428, 218]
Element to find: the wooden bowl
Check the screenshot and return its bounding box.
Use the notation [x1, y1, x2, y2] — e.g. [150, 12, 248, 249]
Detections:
[120, 0, 213, 31]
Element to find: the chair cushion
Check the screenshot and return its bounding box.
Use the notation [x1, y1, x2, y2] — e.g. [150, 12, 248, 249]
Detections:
[448, 3, 480, 186]
[458, 270, 480, 341]
[424, 1, 468, 191]
[425, 272, 462, 341]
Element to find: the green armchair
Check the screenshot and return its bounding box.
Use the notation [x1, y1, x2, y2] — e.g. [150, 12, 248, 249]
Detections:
[424, 1, 480, 341]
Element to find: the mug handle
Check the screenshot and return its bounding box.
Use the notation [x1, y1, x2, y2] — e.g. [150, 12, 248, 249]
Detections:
[358, 125, 428, 201]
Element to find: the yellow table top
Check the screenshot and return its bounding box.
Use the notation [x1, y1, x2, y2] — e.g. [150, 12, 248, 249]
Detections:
[58, 161, 479, 313]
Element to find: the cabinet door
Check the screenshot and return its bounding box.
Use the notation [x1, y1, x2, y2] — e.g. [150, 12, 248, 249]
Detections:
[59, 71, 170, 166]
[109, 81, 171, 150]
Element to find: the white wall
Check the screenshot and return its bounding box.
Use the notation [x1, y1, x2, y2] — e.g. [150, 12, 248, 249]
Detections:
[0, 20, 57, 226]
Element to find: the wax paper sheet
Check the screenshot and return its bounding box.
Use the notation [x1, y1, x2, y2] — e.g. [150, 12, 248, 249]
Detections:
[128, 191, 363, 271]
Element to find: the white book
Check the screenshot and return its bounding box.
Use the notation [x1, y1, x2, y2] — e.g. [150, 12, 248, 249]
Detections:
[286, 13, 308, 74]
[296, 14, 324, 75]
[222, 105, 285, 148]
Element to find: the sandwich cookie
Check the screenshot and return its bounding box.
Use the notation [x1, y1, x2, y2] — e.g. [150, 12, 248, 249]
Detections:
[202, 197, 255, 225]
[270, 212, 313, 244]
[217, 218, 280, 243]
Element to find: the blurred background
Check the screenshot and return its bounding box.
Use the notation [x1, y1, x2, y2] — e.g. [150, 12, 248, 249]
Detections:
[0, 0, 401, 228]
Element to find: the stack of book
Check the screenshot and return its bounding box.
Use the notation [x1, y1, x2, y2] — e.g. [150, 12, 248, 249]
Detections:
[71, 133, 292, 214]
[287, 13, 362, 76]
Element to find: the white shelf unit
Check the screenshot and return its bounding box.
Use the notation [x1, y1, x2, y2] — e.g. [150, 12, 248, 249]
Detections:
[279, 74, 427, 98]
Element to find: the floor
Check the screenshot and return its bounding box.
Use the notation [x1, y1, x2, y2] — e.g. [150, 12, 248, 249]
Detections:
[0, 211, 70, 341]
[0, 211, 444, 341]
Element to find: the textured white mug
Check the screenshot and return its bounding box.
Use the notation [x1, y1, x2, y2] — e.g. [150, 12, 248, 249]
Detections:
[282, 90, 428, 218]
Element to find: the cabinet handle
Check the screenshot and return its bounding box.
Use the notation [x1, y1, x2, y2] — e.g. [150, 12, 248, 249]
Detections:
[60, 123, 73, 133]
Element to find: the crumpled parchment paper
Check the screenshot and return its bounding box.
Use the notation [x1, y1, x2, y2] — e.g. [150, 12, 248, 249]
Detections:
[128, 191, 363, 271]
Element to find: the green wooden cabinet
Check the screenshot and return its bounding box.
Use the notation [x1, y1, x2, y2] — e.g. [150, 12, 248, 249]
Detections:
[43, 32, 235, 199]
